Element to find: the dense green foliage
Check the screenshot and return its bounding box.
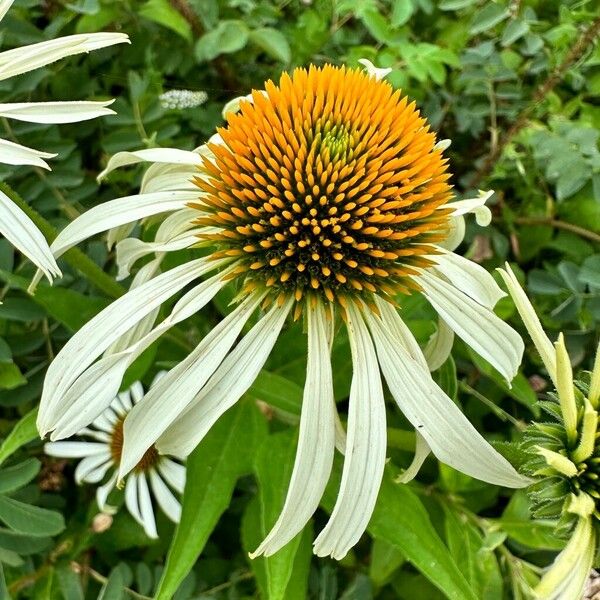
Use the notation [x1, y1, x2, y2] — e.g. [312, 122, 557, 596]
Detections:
[0, 0, 599, 598]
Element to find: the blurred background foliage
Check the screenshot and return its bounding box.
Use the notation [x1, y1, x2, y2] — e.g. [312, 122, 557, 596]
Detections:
[0, 0, 599, 598]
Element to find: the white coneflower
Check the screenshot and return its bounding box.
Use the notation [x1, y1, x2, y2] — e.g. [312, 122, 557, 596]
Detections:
[0, 0, 128, 282]
[38, 62, 528, 559]
[44, 375, 185, 539]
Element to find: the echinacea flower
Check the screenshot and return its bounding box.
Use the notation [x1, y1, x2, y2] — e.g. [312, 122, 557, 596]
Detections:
[44, 375, 185, 539]
[38, 62, 527, 559]
[0, 0, 128, 283]
[499, 263, 600, 600]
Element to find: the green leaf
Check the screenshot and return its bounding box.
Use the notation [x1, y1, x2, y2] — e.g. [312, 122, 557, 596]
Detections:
[195, 20, 249, 62]
[155, 400, 267, 599]
[249, 28, 291, 63]
[369, 538, 405, 586]
[250, 371, 303, 415]
[501, 19, 529, 46]
[0, 495, 65, 537]
[439, 0, 477, 9]
[0, 339, 11, 363]
[390, 0, 414, 26]
[321, 464, 477, 600]
[470, 4, 510, 34]
[0, 363, 26, 391]
[0, 459, 40, 494]
[241, 430, 310, 600]
[56, 565, 84, 600]
[139, 0, 193, 42]
[0, 528, 52, 554]
[0, 408, 39, 467]
[494, 519, 564, 550]
[579, 255, 600, 289]
[98, 568, 125, 600]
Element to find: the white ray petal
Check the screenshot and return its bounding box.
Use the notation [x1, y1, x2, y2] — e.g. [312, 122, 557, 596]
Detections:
[0, 1, 14, 22]
[431, 249, 505, 309]
[39, 257, 214, 436]
[158, 459, 186, 494]
[124, 473, 142, 523]
[129, 382, 145, 404]
[0, 101, 115, 123]
[96, 471, 118, 512]
[48, 270, 229, 440]
[74, 452, 112, 484]
[497, 263, 557, 385]
[119, 391, 133, 412]
[365, 311, 529, 488]
[149, 470, 181, 523]
[91, 412, 115, 433]
[252, 302, 335, 557]
[156, 299, 293, 459]
[418, 270, 523, 383]
[423, 317, 454, 372]
[396, 432, 431, 483]
[0, 137, 55, 169]
[313, 302, 387, 560]
[98, 148, 201, 182]
[44, 441, 107, 458]
[374, 296, 428, 371]
[358, 58, 392, 81]
[0, 33, 130, 81]
[0, 189, 61, 282]
[440, 190, 493, 223]
[119, 292, 263, 476]
[137, 474, 158, 538]
[140, 163, 199, 194]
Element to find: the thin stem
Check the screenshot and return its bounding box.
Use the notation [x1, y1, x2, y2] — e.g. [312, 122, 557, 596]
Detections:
[74, 564, 152, 600]
[471, 16, 600, 188]
[514, 217, 600, 244]
[459, 381, 525, 429]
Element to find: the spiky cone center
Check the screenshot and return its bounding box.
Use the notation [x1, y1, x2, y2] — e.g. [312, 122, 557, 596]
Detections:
[110, 419, 159, 473]
[523, 383, 600, 534]
[193, 64, 453, 307]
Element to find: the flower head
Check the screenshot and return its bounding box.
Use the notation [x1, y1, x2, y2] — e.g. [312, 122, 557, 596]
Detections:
[38, 62, 527, 559]
[499, 263, 600, 600]
[45, 376, 185, 539]
[0, 0, 128, 283]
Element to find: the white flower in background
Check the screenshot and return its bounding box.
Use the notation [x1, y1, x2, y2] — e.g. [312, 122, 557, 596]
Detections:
[38, 63, 527, 559]
[44, 375, 185, 539]
[159, 89, 208, 110]
[0, 0, 128, 283]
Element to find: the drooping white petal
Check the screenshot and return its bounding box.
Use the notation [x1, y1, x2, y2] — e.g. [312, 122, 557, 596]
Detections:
[0, 189, 61, 283]
[365, 311, 529, 488]
[396, 432, 431, 483]
[0, 1, 14, 22]
[119, 292, 263, 476]
[0, 33, 130, 81]
[417, 270, 523, 383]
[149, 470, 181, 523]
[431, 249, 506, 309]
[96, 471, 118, 512]
[313, 302, 387, 560]
[497, 263, 557, 385]
[78, 428, 111, 442]
[38, 257, 215, 436]
[374, 296, 428, 371]
[0, 137, 55, 169]
[124, 473, 143, 523]
[118, 390, 133, 412]
[158, 459, 186, 494]
[358, 58, 392, 81]
[156, 298, 293, 459]
[140, 162, 199, 195]
[74, 452, 112, 484]
[44, 441, 108, 458]
[423, 317, 454, 371]
[49, 269, 229, 440]
[129, 382, 145, 404]
[440, 190, 493, 224]
[535, 517, 595, 600]
[97, 148, 201, 182]
[91, 412, 115, 434]
[0, 101, 115, 123]
[252, 302, 335, 557]
[137, 474, 158, 539]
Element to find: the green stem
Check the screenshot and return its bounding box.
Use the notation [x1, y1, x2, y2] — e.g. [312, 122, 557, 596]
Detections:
[0, 181, 124, 298]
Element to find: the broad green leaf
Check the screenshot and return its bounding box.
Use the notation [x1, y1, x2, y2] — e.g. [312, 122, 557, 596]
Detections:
[390, 0, 414, 26]
[0, 528, 52, 554]
[139, 0, 193, 42]
[469, 4, 510, 34]
[0, 363, 26, 391]
[195, 20, 249, 61]
[250, 371, 303, 415]
[241, 430, 309, 600]
[155, 400, 267, 599]
[98, 568, 125, 600]
[0, 408, 39, 467]
[501, 19, 529, 46]
[0, 339, 11, 363]
[369, 538, 405, 586]
[0, 495, 65, 537]
[439, 0, 477, 9]
[0, 563, 8, 600]
[249, 28, 291, 63]
[493, 519, 564, 550]
[56, 565, 84, 600]
[0, 458, 40, 494]
[321, 463, 477, 600]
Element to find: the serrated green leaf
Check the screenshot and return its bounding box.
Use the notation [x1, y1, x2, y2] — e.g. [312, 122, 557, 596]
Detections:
[0, 495, 65, 537]
[0, 408, 39, 467]
[249, 28, 291, 63]
[155, 401, 267, 599]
